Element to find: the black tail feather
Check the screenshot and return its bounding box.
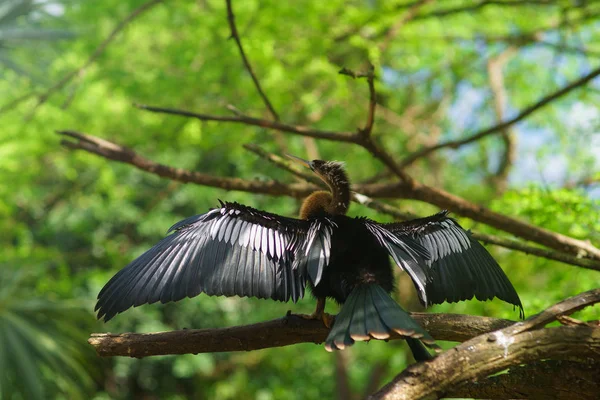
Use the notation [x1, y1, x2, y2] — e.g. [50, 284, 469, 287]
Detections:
[324, 284, 437, 354]
[406, 338, 434, 361]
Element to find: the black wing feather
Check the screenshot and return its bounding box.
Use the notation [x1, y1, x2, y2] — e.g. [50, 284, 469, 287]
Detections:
[96, 202, 335, 321]
[385, 211, 524, 317]
[361, 219, 431, 303]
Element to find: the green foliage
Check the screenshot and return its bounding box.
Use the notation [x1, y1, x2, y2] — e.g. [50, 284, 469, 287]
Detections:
[0, 0, 598, 398]
[0, 268, 97, 400]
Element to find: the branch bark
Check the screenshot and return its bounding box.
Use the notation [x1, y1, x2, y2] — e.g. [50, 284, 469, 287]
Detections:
[371, 325, 600, 400]
[445, 360, 600, 399]
[88, 312, 513, 358]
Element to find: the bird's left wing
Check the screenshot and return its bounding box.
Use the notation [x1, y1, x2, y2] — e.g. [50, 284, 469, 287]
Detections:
[95, 201, 333, 321]
[384, 211, 523, 317]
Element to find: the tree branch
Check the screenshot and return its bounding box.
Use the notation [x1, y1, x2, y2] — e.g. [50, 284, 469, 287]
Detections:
[399, 64, 600, 168]
[370, 288, 600, 400]
[57, 130, 600, 265]
[88, 312, 514, 358]
[56, 130, 316, 198]
[445, 360, 600, 399]
[225, 0, 279, 121]
[372, 326, 600, 400]
[134, 103, 356, 142]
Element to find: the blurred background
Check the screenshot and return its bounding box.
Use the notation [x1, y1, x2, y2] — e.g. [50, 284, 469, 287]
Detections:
[1, 0, 599, 399]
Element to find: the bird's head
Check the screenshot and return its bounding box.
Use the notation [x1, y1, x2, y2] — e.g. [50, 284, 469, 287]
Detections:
[287, 154, 351, 216]
[286, 154, 347, 187]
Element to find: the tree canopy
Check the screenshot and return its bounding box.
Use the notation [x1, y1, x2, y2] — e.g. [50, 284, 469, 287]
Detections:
[1, 0, 599, 399]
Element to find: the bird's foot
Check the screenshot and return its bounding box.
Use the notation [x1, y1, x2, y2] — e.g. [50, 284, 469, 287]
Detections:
[294, 311, 335, 328]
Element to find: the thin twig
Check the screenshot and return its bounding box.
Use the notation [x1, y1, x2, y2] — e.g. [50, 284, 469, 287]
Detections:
[225, 0, 279, 121]
[399, 64, 600, 168]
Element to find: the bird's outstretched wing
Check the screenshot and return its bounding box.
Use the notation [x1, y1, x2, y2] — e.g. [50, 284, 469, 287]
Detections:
[384, 211, 524, 317]
[95, 201, 335, 321]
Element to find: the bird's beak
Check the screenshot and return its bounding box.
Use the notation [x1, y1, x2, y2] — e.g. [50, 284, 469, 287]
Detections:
[286, 154, 312, 170]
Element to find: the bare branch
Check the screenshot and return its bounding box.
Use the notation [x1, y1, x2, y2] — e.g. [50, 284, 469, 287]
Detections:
[354, 192, 600, 272]
[134, 103, 356, 142]
[512, 287, 600, 333]
[373, 327, 600, 400]
[362, 65, 377, 138]
[88, 313, 514, 358]
[56, 130, 316, 198]
[399, 64, 600, 168]
[225, 0, 279, 121]
[472, 232, 600, 272]
[410, 0, 560, 21]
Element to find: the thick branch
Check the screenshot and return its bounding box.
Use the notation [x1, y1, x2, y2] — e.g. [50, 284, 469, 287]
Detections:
[372, 326, 600, 400]
[371, 288, 600, 399]
[399, 64, 600, 168]
[88, 313, 513, 358]
[445, 360, 600, 399]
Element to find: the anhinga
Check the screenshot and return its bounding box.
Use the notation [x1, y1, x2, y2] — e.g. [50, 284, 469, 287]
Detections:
[96, 156, 523, 360]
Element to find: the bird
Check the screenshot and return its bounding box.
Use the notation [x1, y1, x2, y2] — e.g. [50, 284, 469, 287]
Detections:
[95, 155, 523, 360]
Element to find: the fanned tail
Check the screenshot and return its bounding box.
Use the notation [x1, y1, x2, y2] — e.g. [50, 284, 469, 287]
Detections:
[324, 284, 437, 360]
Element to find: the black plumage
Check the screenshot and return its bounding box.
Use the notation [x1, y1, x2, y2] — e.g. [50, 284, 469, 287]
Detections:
[96, 156, 523, 360]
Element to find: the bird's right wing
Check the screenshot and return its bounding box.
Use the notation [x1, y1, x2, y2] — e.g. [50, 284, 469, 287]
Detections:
[95, 201, 335, 321]
[384, 211, 523, 317]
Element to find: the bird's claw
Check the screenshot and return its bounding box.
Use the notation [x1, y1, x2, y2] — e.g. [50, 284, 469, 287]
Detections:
[294, 311, 334, 328]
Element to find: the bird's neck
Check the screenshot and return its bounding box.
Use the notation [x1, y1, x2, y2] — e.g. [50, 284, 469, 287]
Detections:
[300, 186, 350, 219]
